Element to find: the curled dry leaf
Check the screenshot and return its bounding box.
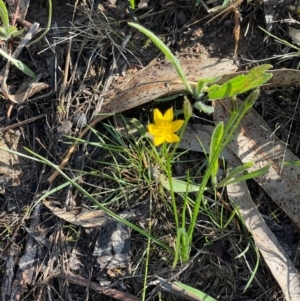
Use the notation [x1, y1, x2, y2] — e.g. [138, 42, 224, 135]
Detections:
[6, 82, 50, 104]
[43, 200, 110, 228]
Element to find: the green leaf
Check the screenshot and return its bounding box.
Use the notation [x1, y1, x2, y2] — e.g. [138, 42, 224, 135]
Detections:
[174, 281, 217, 301]
[128, 0, 135, 9]
[282, 160, 300, 167]
[0, 27, 7, 37]
[217, 162, 254, 188]
[128, 22, 193, 95]
[207, 65, 273, 100]
[209, 122, 224, 186]
[222, 0, 230, 6]
[0, 48, 36, 78]
[160, 175, 200, 193]
[194, 76, 221, 99]
[0, 0, 9, 32]
[194, 101, 214, 114]
[11, 28, 25, 39]
[217, 163, 271, 188]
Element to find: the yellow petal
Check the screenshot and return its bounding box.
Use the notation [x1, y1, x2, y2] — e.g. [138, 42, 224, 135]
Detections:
[153, 135, 166, 146]
[165, 132, 180, 144]
[153, 109, 164, 124]
[170, 120, 184, 132]
[148, 124, 160, 136]
[163, 107, 174, 121]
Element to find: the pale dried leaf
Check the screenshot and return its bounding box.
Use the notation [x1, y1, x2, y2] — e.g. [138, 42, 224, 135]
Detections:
[288, 26, 300, 46]
[213, 99, 300, 227]
[138, 0, 149, 9]
[102, 58, 300, 116]
[227, 181, 300, 301]
[102, 58, 238, 114]
[179, 124, 238, 164]
[48, 59, 300, 183]
[43, 200, 110, 228]
[8, 82, 49, 104]
[179, 123, 300, 301]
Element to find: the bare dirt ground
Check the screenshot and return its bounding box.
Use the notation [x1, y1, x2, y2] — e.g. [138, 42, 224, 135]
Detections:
[0, 0, 300, 300]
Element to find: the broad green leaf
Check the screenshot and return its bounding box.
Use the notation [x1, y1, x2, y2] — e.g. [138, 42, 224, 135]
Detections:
[174, 281, 217, 301]
[0, 0, 9, 32]
[210, 122, 224, 186]
[0, 48, 36, 78]
[160, 175, 200, 193]
[207, 65, 273, 100]
[128, 22, 193, 94]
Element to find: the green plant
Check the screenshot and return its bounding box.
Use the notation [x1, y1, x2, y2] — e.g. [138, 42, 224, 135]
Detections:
[128, 22, 273, 294]
[0, 0, 36, 77]
[0, 0, 24, 40]
[128, 0, 135, 9]
[0, 18, 275, 301]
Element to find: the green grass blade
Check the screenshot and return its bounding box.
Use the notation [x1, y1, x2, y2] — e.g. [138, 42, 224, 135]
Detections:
[128, 0, 135, 9]
[0, 146, 172, 253]
[282, 160, 300, 167]
[217, 162, 254, 187]
[0, 0, 10, 32]
[128, 22, 193, 94]
[0, 48, 36, 78]
[218, 163, 270, 188]
[209, 121, 224, 186]
[259, 26, 300, 51]
[174, 282, 217, 301]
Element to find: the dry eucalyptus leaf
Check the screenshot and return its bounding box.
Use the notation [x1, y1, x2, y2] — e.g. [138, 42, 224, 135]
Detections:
[48, 58, 300, 184]
[179, 123, 300, 300]
[227, 180, 300, 301]
[288, 26, 300, 46]
[179, 124, 238, 164]
[102, 58, 238, 115]
[138, 0, 149, 9]
[213, 98, 300, 227]
[8, 82, 50, 104]
[43, 200, 110, 228]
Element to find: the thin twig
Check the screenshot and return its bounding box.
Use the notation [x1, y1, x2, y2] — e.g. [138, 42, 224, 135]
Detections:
[58, 273, 141, 301]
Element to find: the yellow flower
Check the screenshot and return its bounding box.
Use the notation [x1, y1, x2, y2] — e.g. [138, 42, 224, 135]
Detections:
[147, 107, 184, 146]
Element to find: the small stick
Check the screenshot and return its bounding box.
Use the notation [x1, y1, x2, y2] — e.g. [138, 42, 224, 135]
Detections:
[58, 273, 141, 301]
[0, 113, 47, 133]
